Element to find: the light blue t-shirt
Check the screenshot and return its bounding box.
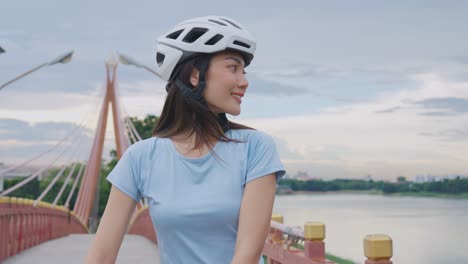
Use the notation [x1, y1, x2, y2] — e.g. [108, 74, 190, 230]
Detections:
[106, 129, 286, 264]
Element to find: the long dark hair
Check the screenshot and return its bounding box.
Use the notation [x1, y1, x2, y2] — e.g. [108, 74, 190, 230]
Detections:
[152, 53, 254, 152]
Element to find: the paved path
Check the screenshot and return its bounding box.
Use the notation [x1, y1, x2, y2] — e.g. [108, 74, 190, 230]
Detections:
[3, 234, 160, 264]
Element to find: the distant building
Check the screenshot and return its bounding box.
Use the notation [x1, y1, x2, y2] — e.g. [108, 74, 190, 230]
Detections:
[414, 174, 467, 183]
[294, 170, 313, 181]
[277, 185, 293, 194]
[415, 174, 436, 183]
[363, 175, 373, 182]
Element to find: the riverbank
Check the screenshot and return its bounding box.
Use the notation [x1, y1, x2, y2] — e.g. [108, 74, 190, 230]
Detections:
[273, 191, 468, 263]
[282, 190, 468, 199]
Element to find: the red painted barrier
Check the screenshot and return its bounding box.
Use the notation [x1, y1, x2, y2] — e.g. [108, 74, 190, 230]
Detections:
[127, 206, 157, 244]
[1, 199, 394, 264]
[262, 215, 335, 264]
[0, 197, 88, 262]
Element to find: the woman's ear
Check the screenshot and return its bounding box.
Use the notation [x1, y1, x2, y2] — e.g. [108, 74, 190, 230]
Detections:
[190, 68, 200, 87]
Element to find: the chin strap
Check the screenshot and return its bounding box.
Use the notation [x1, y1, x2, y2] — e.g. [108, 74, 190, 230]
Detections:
[170, 59, 230, 133]
[174, 78, 207, 108]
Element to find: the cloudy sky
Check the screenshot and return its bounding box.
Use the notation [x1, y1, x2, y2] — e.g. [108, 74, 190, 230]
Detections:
[1, 0, 467, 180]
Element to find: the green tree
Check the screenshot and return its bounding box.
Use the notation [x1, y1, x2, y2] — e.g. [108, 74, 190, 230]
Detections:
[382, 182, 397, 194]
[3, 164, 84, 208]
[4, 177, 40, 199]
[397, 176, 406, 183]
[128, 114, 159, 139]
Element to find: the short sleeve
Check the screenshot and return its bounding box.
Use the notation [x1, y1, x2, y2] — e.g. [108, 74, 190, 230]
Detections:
[106, 145, 142, 202]
[244, 132, 286, 187]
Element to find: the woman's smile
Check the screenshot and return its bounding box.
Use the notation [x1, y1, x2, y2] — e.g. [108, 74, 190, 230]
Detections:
[231, 92, 244, 103]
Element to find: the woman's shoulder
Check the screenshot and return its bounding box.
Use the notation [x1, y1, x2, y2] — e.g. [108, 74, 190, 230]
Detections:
[228, 128, 274, 144]
[125, 137, 159, 157]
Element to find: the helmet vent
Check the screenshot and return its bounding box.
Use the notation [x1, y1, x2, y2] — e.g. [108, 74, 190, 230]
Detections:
[208, 19, 227, 26]
[183, 27, 208, 43]
[233, 40, 250, 49]
[205, 34, 224, 45]
[156, 52, 165, 66]
[166, 29, 184, 40]
[219, 18, 241, 29]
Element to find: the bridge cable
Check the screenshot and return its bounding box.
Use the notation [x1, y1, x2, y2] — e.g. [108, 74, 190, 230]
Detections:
[1, 103, 96, 198]
[51, 140, 91, 208]
[64, 161, 85, 209]
[0, 83, 104, 176]
[124, 117, 138, 144]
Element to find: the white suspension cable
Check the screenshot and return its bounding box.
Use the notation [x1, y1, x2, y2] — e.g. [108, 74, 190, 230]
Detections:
[52, 161, 79, 206]
[0, 123, 82, 176]
[53, 138, 91, 207]
[33, 123, 89, 206]
[124, 118, 138, 144]
[34, 165, 68, 206]
[64, 162, 85, 209]
[0, 85, 103, 176]
[1, 123, 88, 197]
[126, 116, 143, 141]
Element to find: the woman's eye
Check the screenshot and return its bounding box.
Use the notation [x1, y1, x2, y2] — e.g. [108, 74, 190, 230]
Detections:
[229, 65, 246, 75]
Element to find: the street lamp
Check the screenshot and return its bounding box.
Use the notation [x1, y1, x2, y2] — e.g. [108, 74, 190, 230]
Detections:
[117, 52, 162, 78]
[0, 50, 74, 91]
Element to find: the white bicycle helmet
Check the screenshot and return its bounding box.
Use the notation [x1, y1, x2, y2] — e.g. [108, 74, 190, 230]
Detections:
[156, 16, 256, 81]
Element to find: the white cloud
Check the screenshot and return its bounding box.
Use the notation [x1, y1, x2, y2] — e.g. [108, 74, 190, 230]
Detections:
[3, 66, 468, 179]
[232, 68, 468, 179]
[0, 29, 27, 37]
[116, 79, 167, 118]
[0, 87, 103, 131]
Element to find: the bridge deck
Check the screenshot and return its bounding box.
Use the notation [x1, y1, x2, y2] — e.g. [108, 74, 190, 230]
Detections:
[3, 234, 160, 264]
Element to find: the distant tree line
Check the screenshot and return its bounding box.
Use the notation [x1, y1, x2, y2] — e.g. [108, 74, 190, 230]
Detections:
[3, 151, 128, 218]
[3, 165, 84, 207]
[4, 114, 467, 218]
[278, 177, 468, 194]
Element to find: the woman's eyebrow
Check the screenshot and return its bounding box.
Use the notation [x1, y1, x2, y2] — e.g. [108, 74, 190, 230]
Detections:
[224, 56, 245, 67]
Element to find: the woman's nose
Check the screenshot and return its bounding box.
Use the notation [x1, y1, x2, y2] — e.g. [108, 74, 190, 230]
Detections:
[238, 74, 248, 90]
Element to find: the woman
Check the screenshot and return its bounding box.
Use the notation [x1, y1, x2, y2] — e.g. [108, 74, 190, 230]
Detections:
[85, 16, 286, 264]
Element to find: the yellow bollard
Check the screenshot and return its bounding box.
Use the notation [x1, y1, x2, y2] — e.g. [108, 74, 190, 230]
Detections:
[364, 234, 393, 264]
[271, 214, 283, 224]
[267, 214, 284, 264]
[0, 196, 10, 204]
[11, 197, 18, 207]
[304, 221, 325, 241]
[271, 214, 283, 243]
[304, 222, 326, 259]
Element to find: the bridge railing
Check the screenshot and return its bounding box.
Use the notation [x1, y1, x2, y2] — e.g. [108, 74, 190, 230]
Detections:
[264, 214, 393, 264]
[0, 196, 88, 262]
[127, 209, 393, 264]
[0, 199, 393, 263]
[128, 205, 157, 244]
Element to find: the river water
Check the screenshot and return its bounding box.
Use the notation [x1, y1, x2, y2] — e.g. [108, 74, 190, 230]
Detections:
[273, 193, 468, 264]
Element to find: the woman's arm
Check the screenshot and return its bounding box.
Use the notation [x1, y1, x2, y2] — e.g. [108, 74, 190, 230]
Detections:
[231, 173, 277, 264]
[84, 185, 137, 264]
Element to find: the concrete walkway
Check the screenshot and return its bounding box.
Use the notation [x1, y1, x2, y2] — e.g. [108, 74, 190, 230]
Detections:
[3, 234, 160, 264]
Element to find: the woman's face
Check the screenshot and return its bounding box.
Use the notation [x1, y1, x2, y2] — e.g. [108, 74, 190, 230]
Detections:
[194, 51, 248, 116]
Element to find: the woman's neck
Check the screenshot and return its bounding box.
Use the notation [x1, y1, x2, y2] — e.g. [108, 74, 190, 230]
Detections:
[170, 132, 216, 158]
